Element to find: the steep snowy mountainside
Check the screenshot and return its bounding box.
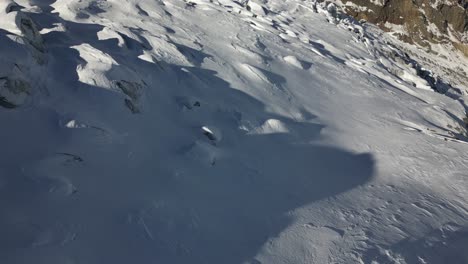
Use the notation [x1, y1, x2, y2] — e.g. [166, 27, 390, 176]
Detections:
[0, 0, 467, 263]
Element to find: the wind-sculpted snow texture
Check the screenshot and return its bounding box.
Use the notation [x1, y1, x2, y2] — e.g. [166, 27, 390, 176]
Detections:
[0, 0, 467, 263]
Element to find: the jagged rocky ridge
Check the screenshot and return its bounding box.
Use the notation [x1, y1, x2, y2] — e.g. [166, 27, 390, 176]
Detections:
[338, 0, 468, 55]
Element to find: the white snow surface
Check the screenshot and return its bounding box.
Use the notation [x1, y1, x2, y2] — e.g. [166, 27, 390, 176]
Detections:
[0, 0, 467, 263]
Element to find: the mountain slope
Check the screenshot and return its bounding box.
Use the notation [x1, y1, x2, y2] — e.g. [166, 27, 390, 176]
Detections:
[0, 0, 467, 263]
[341, 0, 468, 55]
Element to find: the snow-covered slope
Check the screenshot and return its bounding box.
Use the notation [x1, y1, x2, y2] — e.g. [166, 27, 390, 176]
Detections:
[0, 0, 467, 263]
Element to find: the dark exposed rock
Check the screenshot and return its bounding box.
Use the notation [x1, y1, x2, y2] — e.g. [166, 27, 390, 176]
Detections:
[114, 80, 142, 101]
[114, 80, 144, 114]
[124, 98, 140, 114]
[5, 2, 23, 13]
[16, 15, 45, 53]
[0, 76, 30, 109]
[342, 0, 468, 55]
[0, 97, 17, 109]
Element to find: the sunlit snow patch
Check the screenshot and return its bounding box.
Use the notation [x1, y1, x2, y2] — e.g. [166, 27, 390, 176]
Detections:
[251, 119, 290, 135]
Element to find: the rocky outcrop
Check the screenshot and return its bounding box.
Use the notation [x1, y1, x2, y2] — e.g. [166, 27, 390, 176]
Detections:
[0, 76, 31, 108]
[342, 0, 468, 55]
[0, 4, 43, 109]
[113, 80, 144, 114]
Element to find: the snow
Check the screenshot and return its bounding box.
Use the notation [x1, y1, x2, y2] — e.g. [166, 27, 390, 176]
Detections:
[344, 1, 371, 12]
[0, 0, 467, 263]
[283, 55, 310, 70]
[252, 119, 290, 135]
[427, 22, 442, 38]
[384, 22, 409, 36]
[369, 0, 386, 6]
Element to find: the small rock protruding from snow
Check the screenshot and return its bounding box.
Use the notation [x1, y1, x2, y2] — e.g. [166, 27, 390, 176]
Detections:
[175, 96, 202, 110]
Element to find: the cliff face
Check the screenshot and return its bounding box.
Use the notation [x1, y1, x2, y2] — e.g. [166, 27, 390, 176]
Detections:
[343, 0, 468, 55]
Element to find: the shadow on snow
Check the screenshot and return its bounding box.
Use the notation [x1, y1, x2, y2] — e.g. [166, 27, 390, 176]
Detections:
[0, 3, 375, 264]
